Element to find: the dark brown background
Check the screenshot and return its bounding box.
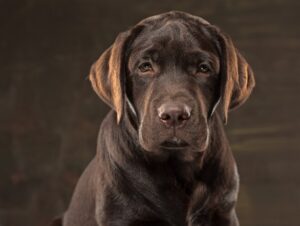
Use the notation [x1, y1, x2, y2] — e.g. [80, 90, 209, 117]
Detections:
[1, 0, 299, 225]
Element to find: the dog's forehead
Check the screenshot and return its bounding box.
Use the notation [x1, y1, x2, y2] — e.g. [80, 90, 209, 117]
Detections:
[130, 19, 216, 57]
[132, 21, 196, 49]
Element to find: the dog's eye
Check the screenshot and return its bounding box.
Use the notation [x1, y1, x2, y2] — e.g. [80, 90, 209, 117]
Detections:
[198, 63, 211, 73]
[138, 62, 153, 73]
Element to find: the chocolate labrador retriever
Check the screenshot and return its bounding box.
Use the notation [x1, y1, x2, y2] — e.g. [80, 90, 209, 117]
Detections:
[53, 11, 255, 226]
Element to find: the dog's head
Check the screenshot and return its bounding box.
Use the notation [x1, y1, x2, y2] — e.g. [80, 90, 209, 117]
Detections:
[89, 11, 255, 156]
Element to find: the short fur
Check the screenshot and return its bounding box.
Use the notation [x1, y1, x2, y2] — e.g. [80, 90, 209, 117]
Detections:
[52, 11, 255, 226]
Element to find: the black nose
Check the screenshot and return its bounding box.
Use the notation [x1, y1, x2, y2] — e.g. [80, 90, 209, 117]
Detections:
[158, 103, 191, 128]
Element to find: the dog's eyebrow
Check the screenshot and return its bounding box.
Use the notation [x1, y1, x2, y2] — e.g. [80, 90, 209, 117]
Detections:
[130, 45, 161, 62]
[141, 48, 160, 60]
[186, 50, 219, 63]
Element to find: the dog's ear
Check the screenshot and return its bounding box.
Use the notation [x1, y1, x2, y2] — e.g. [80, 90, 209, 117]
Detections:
[216, 32, 255, 124]
[89, 26, 143, 123]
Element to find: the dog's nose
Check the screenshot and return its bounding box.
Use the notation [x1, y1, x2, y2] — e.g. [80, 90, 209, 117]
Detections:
[158, 104, 191, 128]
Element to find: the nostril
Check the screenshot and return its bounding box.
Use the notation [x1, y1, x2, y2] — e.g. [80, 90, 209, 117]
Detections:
[178, 112, 190, 122]
[160, 112, 171, 121]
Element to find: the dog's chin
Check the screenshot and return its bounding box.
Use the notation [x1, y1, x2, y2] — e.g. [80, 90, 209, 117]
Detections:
[159, 137, 189, 150]
[139, 135, 206, 162]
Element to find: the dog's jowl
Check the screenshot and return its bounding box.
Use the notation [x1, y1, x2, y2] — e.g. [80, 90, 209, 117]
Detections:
[54, 11, 255, 226]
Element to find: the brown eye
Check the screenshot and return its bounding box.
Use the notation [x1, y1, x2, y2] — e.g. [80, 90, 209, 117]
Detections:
[198, 63, 210, 73]
[138, 62, 153, 73]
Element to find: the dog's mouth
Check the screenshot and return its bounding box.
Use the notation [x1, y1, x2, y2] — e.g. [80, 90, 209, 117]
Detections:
[159, 137, 189, 150]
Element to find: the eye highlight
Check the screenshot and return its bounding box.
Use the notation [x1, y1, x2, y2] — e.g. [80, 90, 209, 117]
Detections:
[138, 62, 153, 73]
[198, 63, 211, 73]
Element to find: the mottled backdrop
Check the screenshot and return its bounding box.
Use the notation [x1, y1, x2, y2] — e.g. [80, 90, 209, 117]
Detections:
[0, 0, 299, 226]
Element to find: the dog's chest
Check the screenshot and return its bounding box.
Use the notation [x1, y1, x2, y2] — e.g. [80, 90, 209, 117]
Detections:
[97, 156, 206, 226]
[154, 160, 195, 195]
[117, 160, 197, 225]
[146, 158, 197, 207]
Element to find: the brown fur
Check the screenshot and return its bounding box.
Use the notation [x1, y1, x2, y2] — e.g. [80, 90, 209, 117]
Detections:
[52, 11, 255, 226]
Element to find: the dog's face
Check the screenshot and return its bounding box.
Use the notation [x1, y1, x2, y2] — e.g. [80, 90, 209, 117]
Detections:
[89, 11, 255, 157]
[127, 20, 220, 154]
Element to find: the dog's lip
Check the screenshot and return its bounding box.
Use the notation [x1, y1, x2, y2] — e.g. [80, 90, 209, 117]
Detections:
[159, 137, 189, 149]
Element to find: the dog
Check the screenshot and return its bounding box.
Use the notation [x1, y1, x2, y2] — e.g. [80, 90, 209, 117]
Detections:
[53, 11, 255, 226]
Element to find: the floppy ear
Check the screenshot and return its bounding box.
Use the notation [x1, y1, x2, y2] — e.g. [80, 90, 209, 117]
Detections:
[89, 27, 143, 123]
[216, 32, 255, 124]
